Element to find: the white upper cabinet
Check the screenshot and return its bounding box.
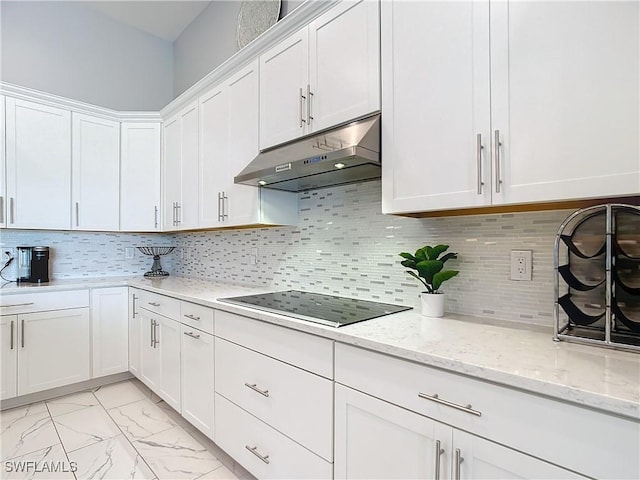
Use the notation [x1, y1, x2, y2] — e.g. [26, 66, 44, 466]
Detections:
[0, 96, 5, 228]
[120, 122, 161, 231]
[71, 113, 120, 231]
[199, 83, 228, 228]
[5, 98, 71, 229]
[381, 0, 491, 214]
[382, 0, 639, 215]
[259, 0, 380, 150]
[163, 101, 199, 231]
[200, 60, 298, 229]
[490, 0, 639, 205]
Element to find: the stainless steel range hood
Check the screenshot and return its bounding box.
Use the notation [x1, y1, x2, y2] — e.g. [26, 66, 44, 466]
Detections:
[234, 113, 380, 192]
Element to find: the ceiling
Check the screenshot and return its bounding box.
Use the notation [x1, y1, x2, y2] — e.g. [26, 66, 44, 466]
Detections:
[81, 1, 212, 42]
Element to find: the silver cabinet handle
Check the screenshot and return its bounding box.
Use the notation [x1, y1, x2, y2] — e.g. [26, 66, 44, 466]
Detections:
[172, 202, 177, 226]
[148, 302, 160, 307]
[10, 320, 14, 350]
[434, 440, 444, 480]
[476, 133, 484, 195]
[494, 129, 502, 193]
[153, 320, 159, 347]
[455, 448, 464, 480]
[217, 192, 222, 222]
[418, 393, 481, 417]
[132, 295, 138, 318]
[221, 192, 228, 220]
[299, 88, 305, 128]
[154, 206, 158, 229]
[183, 331, 200, 339]
[21, 319, 24, 348]
[1, 302, 34, 308]
[0, 196, 3, 224]
[10, 197, 14, 224]
[245, 445, 270, 464]
[306, 84, 313, 126]
[244, 382, 270, 398]
[175, 203, 181, 225]
[150, 319, 154, 347]
[75, 202, 79, 227]
[184, 314, 200, 321]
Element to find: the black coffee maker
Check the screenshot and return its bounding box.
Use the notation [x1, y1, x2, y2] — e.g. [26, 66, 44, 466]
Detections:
[17, 246, 50, 283]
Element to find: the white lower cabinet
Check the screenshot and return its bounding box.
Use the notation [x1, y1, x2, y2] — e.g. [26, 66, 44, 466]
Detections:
[18, 308, 90, 395]
[1, 315, 18, 400]
[139, 308, 181, 411]
[180, 322, 214, 439]
[335, 384, 584, 480]
[91, 287, 128, 377]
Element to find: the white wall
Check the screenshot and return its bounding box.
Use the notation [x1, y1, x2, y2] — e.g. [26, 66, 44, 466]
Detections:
[0, 1, 174, 111]
[173, 0, 305, 96]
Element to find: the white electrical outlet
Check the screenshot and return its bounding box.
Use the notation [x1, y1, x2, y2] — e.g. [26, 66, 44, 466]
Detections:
[510, 250, 532, 281]
[250, 247, 258, 265]
[125, 247, 134, 259]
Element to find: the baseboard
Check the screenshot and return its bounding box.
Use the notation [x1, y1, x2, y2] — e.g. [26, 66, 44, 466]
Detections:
[0, 372, 133, 411]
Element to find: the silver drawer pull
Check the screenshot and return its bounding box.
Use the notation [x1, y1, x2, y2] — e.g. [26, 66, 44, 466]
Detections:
[148, 302, 160, 307]
[183, 331, 201, 339]
[244, 382, 270, 398]
[1, 302, 35, 308]
[184, 314, 200, 321]
[418, 392, 482, 417]
[245, 445, 270, 464]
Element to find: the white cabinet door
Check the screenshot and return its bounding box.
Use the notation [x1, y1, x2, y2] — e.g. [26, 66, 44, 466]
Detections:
[163, 102, 199, 231]
[335, 384, 449, 480]
[157, 315, 181, 411]
[5, 98, 71, 229]
[120, 122, 161, 231]
[162, 115, 181, 230]
[128, 289, 141, 378]
[308, 0, 380, 132]
[453, 430, 585, 479]
[199, 84, 228, 228]
[181, 324, 214, 439]
[1, 315, 18, 400]
[91, 287, 128, 377]
[490, 0, 640, 205]
[71, 113, 120, 231]
[17, 308, 90, 395]
[0, 95, 6, 228]
[259, 29, 309, 149]
[381, 0, 492, 214]
[139, 310, 160, 391]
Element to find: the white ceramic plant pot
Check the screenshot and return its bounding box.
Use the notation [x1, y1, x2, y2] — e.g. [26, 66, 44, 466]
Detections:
[420, 292, 445, 317]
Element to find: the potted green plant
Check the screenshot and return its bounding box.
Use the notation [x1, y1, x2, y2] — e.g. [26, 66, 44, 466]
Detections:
[399, 244, 459, 317]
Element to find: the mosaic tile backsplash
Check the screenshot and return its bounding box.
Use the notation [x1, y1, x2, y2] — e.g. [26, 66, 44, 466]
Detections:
[0, 180, 574, 326]
[174, 180, 572, 326]
[0, 230, 174, 279]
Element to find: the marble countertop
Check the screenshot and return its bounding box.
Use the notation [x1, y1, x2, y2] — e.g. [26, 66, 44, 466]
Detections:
[2, 276, 639, 420]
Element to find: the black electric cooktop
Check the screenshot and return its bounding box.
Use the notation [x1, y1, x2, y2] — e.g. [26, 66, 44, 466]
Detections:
[218, 290, 412, 327]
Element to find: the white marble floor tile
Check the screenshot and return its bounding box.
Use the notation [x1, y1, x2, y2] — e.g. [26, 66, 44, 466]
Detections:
[1, 410, 60, 462]
[132, 426, 222, 480]
[1, 444, 75, 480]
[94, 381, 147, 410]
[198, 465, 238, 480]
[108, 398, 176, 442]
[53, 405, 121, 453]
[1, 403, 48, 424]
[46, 391, 99, 417]
[68, 434, 156, 480]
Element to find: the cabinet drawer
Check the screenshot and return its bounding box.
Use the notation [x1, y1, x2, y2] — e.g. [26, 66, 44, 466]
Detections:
[180, 301, 214, 334]
[215, 310, 333, 379]
[215, 393, 332, 480]
[136, 289, 180, 319]
[215, 338, 333, 461]
[335, 343, 639, 480]
[0, 289, 89, 315]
